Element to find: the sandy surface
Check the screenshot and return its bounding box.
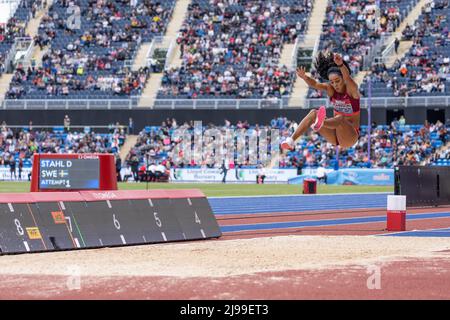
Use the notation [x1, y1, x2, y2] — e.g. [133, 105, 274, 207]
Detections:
[1, 235, 450, 278]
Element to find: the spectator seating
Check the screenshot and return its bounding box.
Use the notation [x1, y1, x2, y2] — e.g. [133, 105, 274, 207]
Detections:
[6, 0, 176, 99]
[156, 0, 313, 101]
[309, 0, 421, 99]
[0, 0, 36, 75]
[360, 0, 450, 97]
[126, 117, 449, 173]
[0, 124, 126, 173]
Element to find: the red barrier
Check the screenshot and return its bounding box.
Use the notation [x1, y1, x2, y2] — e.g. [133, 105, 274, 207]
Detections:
[79, 190, 169, 201]
[2, 190, 206, 203]
[167, 189, 205, 199]
[303, 179, 317, 194]
[30, 192, 84, 202]
[387, 195, 407, 231]
[0, 193, 33, 203]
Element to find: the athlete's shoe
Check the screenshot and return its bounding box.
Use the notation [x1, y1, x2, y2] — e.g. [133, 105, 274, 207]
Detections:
[311, 105, 326, 132]
[280, 137, 295, 151]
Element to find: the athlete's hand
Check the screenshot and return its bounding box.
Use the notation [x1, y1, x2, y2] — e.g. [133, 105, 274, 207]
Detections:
[296, 66, 307, 79]
[333, 53, 343, 66]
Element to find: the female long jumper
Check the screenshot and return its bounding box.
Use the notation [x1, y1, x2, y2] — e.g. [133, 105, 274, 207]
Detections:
[281, 52, 361, 151]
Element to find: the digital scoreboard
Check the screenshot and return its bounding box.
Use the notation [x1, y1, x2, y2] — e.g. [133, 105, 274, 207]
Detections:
[30, 154, 117, 192]
[39, 158, 100, 190]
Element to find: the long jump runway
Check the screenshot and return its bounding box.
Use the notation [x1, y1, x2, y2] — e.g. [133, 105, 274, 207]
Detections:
[1, 193, 450, 300]
[211, 193, 450, 238]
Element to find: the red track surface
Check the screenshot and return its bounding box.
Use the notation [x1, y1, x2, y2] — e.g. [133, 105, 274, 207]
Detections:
[1, 206, 450, 300]
[1, 255, 450, 300]
[219, 207, 450, 238]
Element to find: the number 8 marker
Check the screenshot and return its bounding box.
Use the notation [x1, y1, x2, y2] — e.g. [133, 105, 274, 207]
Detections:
[14, 219, 24, 236]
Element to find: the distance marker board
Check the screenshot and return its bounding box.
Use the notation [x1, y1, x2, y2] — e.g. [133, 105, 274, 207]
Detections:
[0, 190, 222, 254]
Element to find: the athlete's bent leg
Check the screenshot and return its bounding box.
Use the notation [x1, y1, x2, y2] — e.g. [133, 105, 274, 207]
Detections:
[317, 126, 338, 146]
[323, 115, 358, 148]
[293, 109, 318, 141]
[281, 109, 317, 151]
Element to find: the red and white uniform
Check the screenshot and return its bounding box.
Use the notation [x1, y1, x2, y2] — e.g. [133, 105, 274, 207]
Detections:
[330, 91, 361, 144]
[330, 91, 360, 116]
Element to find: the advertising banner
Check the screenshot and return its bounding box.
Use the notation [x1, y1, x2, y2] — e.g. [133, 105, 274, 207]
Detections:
[170, 168, 298, 183]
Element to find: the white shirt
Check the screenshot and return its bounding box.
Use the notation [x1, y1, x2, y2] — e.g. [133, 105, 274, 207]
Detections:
[317, 167, 326, 178]
[156, 165, 166, 173]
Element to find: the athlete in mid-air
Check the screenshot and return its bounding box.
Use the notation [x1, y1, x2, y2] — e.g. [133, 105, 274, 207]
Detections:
[281, 52, 361, 151]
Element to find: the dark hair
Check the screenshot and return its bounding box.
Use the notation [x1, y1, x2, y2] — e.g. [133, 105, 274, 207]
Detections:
[314, 51, 351, 81]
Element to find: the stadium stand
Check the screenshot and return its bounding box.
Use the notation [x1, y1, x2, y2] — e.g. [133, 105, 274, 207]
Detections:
[6, 0, 176, 99]
[0, 121, 126, 179]
[122, 118, 449, 177]
[1, 117, 447, 182]
[428, 148, 450, 166]
[308, 0, 422, 99]
[0, 0, 36, 75]
[156, 0, 313, 100]
[360, 0, 449, 97]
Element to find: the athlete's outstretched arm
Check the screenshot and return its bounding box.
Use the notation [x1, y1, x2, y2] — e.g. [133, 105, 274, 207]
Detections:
[333, 53, 360, 99]
[297, 66, 333, 95]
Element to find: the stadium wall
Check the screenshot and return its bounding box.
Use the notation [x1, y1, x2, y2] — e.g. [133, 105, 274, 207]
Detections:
[1, 107, 448, 130]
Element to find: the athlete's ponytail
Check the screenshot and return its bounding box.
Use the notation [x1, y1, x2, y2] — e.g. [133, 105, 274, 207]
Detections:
[314, 51, 351, 81]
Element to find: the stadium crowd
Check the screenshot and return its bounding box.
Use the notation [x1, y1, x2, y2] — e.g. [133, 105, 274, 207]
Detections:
[6, 0, 175, 98]
[7, 62, 149, 98]
[359, 0, 450, 97]
[158, 0, 313, 99]
[0, 0, 41, 75]
[125, 117, 449, 173]
[1, 117, 448, 181]
[0, 121, 125, 179]
[309, 0, 424, 98]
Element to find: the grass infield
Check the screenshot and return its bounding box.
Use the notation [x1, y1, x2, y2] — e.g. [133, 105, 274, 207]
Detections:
[0, 181, 393, 197]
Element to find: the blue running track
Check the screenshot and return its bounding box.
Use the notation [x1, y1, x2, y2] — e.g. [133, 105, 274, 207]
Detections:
[220, 212, 450, 233]
[382, 228, 450, 237]
[209, 193, 391, 215]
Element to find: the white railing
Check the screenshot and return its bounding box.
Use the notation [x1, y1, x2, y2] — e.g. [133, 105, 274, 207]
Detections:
[145, 36, 174, 70]
[291, 37, 300, 70]
[291, 35, 318, 72]
[312, 36, 320, 64]
[1, 98, 140, 109]
[145, 38, 156, 67]
[13, 36, 34, 68]
[2, 96, 450, 110]
[165, 37, 176, 70]
[380, 38, 396, 63]
[362, 35, 387, 70]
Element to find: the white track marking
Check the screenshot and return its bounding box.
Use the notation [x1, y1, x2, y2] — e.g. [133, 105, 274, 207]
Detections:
[23, 241, 30, 252]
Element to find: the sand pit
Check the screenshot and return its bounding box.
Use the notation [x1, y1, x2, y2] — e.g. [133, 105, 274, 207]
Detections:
[0, 235, 449, 278]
